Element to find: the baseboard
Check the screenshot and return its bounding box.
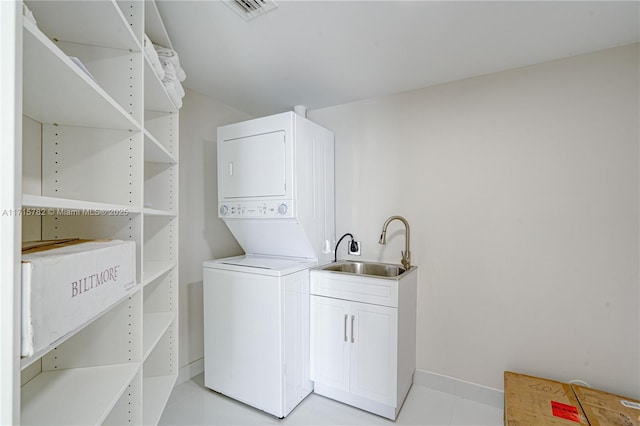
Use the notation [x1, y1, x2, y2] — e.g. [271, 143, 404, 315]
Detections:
[177, 357, 204, 385]
[413, 369, 504, 409]
[176, 362, 503, 409]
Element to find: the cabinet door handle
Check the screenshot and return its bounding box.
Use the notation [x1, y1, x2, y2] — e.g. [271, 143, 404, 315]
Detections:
[344, 314, 348, 342]
[351, 315, 355, 343]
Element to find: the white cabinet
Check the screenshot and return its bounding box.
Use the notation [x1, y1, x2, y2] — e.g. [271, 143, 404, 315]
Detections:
[311, 296, 351, 392]
[311, 297, 398, 405]
[349, 301, 398, 404]
[1, 1, 180, 424]
[310, 267, 417, 420]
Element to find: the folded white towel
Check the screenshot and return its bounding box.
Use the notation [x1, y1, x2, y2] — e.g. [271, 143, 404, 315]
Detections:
[144, 34, 165, 80]
[165, 78, 185, 99]
[159, 58, 185, 99]
[154, 44, 187, 82]
[163, 79, 183, 109]
[159, 57, 176, 79]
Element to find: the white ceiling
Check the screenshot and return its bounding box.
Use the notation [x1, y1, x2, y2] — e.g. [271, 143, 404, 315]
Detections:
[157, 1, 639, 116]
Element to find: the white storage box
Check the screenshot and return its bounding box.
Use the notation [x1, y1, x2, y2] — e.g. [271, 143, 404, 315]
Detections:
[21, 239, 136, 357]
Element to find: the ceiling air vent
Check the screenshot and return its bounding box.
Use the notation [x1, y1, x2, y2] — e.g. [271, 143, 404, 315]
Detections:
[225, 0, 278, 21]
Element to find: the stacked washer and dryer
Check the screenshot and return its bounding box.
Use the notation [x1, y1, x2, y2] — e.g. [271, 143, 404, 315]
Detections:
[203, 112, 335, 418]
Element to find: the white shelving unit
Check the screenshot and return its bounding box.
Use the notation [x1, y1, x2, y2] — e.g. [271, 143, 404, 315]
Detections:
[21, 363, 140, 425]
[1, 1, 180, 424]
[23, 20, 139, 131]
[140, 5, 179, 419]
[143, 261, 178, 286]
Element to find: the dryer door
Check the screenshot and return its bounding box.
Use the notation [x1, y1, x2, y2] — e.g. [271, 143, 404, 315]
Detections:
[220, 130, 286, 199]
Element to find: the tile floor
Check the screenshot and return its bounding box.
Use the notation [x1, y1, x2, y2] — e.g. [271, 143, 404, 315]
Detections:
[159, 374, 503, 426]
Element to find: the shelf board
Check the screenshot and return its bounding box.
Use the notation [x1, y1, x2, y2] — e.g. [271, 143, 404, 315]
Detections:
[143, 207, 176, 217]
[144, 130, 176, 164]
[22, 194, 142, 215]
[25, 0, 141, 51]
[142, 375, 177, 425]
[143, 312, 176, 361]
[144, 57, 178, 113]
[21, 363, 140, 426]
[143, 261, 176, 286]
[23, 20, 140, 130]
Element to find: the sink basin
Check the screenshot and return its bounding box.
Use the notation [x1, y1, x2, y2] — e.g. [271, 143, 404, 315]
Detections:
[312, 260, 417, 308]
[319, 261, 406, 278]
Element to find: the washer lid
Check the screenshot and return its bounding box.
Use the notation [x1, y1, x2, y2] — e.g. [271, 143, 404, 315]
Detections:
[203, 255, 317, 276]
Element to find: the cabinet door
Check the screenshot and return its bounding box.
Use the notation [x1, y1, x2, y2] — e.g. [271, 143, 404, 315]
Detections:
[310, 296, 350, 392]
[350, 301, 398, 405]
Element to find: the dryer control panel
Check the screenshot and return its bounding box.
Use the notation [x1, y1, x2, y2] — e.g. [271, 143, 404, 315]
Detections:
[218, 200, 295, 218]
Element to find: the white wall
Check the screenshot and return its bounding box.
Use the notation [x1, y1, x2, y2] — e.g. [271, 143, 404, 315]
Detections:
[178, 88, 249, 371]
[309, 44, 639, 396]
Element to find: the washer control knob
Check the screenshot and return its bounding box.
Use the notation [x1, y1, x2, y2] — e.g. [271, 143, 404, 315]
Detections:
[277, 204, 288, 215]
[219, 205, 229, 216]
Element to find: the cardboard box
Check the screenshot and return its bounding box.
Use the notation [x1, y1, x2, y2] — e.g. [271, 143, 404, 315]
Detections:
[504, 371, 589, 425]
[21, 239, 136, 357]
[572, 384, 640, 426]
